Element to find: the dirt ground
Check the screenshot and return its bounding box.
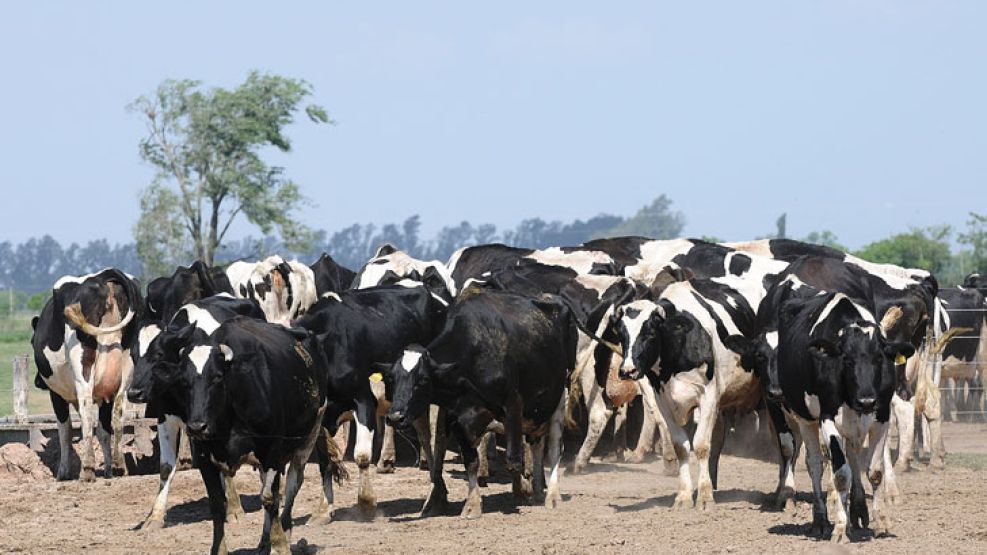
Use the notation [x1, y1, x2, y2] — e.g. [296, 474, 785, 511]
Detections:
[0, 422, 984, 555]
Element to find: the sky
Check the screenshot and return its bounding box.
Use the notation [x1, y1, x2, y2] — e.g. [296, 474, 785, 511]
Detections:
[0, 1, 984, 250]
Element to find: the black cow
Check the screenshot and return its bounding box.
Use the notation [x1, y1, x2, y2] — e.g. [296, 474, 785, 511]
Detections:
[32, 268, 143, 481]
[384, 288, 576, 517]
[127, 294, 265, 529]
[145, 261, 232, 324]
[309, 252, 356, 297]
[775, 292, 913, 541]
[294, 278, 450, 517]
[186, 316, 329, 555]
[446, 243, 533, 292]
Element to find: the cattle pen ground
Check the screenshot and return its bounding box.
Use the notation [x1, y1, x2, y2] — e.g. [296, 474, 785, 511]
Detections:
[1, 423, 984, 554]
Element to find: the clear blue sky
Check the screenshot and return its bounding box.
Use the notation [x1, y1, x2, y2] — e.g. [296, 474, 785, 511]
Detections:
[1, 1, 984, 250]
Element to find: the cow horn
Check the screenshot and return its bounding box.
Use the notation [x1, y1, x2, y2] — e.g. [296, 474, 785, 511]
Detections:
[63, 304, 135, 336]
[879, 306, 904, 333]
[932, 326, 972, 355]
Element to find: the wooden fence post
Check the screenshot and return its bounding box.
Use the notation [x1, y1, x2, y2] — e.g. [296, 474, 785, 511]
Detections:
[12, 354, 29, 422]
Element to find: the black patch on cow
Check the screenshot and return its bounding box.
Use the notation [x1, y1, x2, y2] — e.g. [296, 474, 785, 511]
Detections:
[829, 435, 846, 470]
[728, 253, 752, 276]
[625, 307, 641, 319]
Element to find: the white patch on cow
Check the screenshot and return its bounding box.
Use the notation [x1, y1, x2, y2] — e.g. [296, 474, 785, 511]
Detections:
[574, 275, 629, 299]
[621, 300, 657, 347]
[445, 246, 467, 276]
[781, 274, 808, 291]
[843, 253, 929, 288]
[766, 331, 778, 349]
[809, 293, 876, 336]
[804, 393, 821, 418]
[321, 291, 342, 302]
[462, 277, 486, 290]
[53, 268, 135, 290]
[525, 247, 614, 275]
[188, 345, 213, 375]
[401, 350, 422, 372]
[429, 293, 449, 307]
[842, 322, 876, 338]
[177, 304, 222, 335]
[622, 239, 696, 283]
[138, 324, 163, 356]
[225, 261, 257, 299]
[219, 344, 234, 362]
[394, 279, 421, 288]
[723, 240, 774, 259]
[779, 431, 795, 456]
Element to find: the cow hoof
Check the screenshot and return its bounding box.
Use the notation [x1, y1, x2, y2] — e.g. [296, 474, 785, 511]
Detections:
[872, 510, 891, 537]
[477, 476, 488, 488]
[512, 475, 533, 499]
[624, 450, 648, 464]
[545, 489, 562, 509]
[461, 492, 482, 519]
[422, 496, 449, 517]
[884, 481, 901, 506]
[308, 507, 335, 526]
[112, 466, 126, 477]
[662, 458, 678, 477]
[772, 487, 795, 512]
[376, 461, 395, 474]
[418, 459, 429, 471]
[672, 494, 692, 510]
[357, 496, 377, 518]
[225, 510, 242, 525]
[140, 519, 165, 531]
[80, 467, 96, 483]
[893, 460, 912, 474]
[930, 456, 945, 470]
[849, 499, 868, 530]
[697, 495, 715, 513]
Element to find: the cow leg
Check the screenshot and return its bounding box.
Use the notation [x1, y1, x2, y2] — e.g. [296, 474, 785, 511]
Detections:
[767, 401, 799, 511]
[544, 391, 565, 509]
[656, 396, 693, 509]
[353, 401, 377, 516]
[280, 410, 322, 541]
[221, 473, 244, 523]
[573, 379, 612, 473]
[820, 418, 850, 543]
[377, 418, 396, 474]
[177, 426, 194, 470]
[530, 435, 546, 503]
[845, 437, 868, 532]
[605, 403, 628, 462]
[924, 391, 947, 469]
[798, 420, 829, 539]
[639, 384, 677, 476]
[891, 394, 915, 473]
[96, 401, 114, 478]
[971, 372, 985, 423]
[50, 391, 74, 481]
[626, 396, 657, 463]
[311, 427, 340, 524]
[708, 412, 726, 491]
[77, 395, 98, 482]
[881, 429, 900, 506]
[258, 468, 289, 555]
[477, 431, 493, 487]
[692, 390, 720, 511]
[942, 377, 955, 421]
[422, 408, 450, 516]
[867, 421, 892, 536]
[199, 462, 228, 555]
[141, 415, 182, 529]
[503, 391, 524, 476]
[453, 424, 483, 519]
[414, 410, 433, 471]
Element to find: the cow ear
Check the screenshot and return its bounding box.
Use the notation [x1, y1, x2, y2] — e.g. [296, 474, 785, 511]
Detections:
[722, 334, 750, 355]
[171, 324, 195, 347]
[884, 342, 915, 361]
[421, 266, 448, 294]
[379, 269, 403, 286]
[808, 339, 841, 360]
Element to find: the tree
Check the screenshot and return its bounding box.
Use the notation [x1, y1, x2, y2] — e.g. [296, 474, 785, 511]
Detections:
[595, 195, 685, 240]
[854, 226, 953, 275]
[958, 212, 987, 276]
[129, 72, 329, 266]
[801, 230, 847, 252]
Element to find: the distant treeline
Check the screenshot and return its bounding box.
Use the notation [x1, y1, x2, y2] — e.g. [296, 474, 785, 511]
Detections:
[2, 198, 984, 304]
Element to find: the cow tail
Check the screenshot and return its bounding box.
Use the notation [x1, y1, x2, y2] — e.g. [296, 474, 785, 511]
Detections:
[320, 426, 349, 483]
[565, 371, 582, 430]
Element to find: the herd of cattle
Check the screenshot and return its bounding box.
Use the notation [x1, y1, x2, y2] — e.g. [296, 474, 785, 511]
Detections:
[28, 237, 987, 554]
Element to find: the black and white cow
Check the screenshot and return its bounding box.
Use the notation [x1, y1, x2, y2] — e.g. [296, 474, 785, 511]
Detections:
[353, 244, 455, 296]
[126, 294, 266, 529]
[611, 278, 759, 511]
[384, 288, 576, 517]
[309, 252, 356, 298]
[32, 269, 143, 481]
[227, 255, 318, 325]
[294, 277, 450, 518]
[446, 243, 533, 292]
[186, 316, 329, 555]
[774, 292, 913, 541]
[939, 286, 987, 423]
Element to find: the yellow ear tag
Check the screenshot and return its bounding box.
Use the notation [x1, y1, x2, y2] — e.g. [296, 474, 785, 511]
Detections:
[895, 354, 907, 365]
[369, 373, 383, 383]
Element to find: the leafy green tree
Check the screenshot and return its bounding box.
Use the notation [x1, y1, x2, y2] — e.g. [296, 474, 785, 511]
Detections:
[26, 292, 48, 312]
[596, 195, 685, 239]
[854, 226, 953, 275]
[129, 72, 329, 266]
[801, 230, 848, 252]
[958, 212, 987, 276]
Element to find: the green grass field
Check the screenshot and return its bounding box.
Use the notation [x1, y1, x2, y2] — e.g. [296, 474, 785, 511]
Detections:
[0, 314, 50, 416]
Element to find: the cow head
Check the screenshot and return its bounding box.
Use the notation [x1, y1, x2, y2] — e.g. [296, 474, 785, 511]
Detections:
[610, 298, 711, 385]
[737, 331, 784, 402]
[127, 323, 197, 411]
[186, 341, 233, 440]
[383, 345, 442, 429]
[805, 312, 915, 415]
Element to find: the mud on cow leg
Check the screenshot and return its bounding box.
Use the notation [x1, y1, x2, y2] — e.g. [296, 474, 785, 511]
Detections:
[50, 391, 74, 481]
[97, 402, 118, 478]
[353, 404, 377, 517]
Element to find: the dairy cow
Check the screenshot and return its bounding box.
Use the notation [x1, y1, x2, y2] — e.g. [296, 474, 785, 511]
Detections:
[309, 252, 356, 297]
[384, 288, 575, 517]
[32, 269, 143, 481]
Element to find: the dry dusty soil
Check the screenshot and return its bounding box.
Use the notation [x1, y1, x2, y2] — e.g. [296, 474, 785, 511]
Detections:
[0, 422, 984, 554]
